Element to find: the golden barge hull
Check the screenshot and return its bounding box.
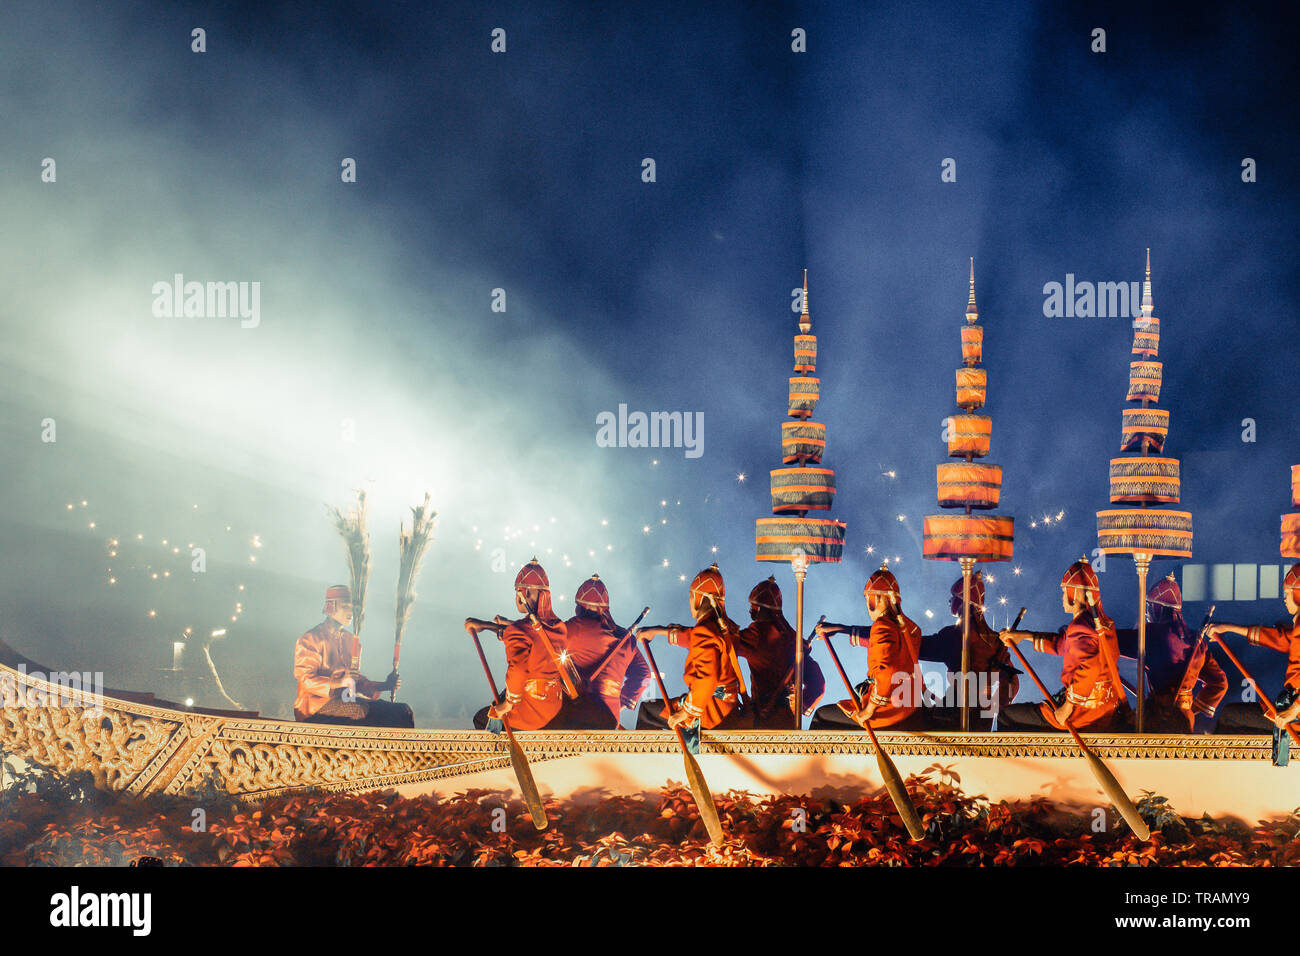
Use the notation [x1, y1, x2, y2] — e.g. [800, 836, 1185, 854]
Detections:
[1, 651, 1294, 822]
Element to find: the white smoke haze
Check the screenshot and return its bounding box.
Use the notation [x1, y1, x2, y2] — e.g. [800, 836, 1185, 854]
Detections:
[0, 2, 712, 724]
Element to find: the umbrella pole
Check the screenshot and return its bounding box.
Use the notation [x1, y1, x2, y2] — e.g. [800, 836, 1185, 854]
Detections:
[959, 557, 975, 731]
[1134, 553, 1150, 732]
[794, 564, 806, 726]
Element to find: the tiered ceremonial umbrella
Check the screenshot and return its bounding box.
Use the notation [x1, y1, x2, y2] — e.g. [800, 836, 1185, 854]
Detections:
[922, 260, 1014, 729]
[755, 272, 846, 721]
[1096, 251, 1193, 731]
[1282, 464, 1300, 559]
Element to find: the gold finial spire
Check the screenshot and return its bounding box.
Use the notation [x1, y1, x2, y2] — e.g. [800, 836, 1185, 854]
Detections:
[798, 269, 811, 332]
[1141, 248, 1154, 316]
[965, 257, 979, 324]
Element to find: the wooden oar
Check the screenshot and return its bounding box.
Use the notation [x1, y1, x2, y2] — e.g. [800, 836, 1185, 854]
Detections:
[1003, 607, 1150, 841]
[464, 619, 548, 831]
[640, 639, 724, 846]
[817, 628, 926, 842]
[1208, 634, 1300, 748]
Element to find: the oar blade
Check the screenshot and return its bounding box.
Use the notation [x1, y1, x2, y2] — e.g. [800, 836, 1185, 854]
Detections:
[681, 745, 724, 846]
[506, 733, 549, 830]
[875, 748, 926, 842]
[1080, 742, 1149, 841]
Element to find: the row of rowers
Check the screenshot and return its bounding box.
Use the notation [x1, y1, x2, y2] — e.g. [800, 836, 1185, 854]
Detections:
[293, 557, 1300, 736]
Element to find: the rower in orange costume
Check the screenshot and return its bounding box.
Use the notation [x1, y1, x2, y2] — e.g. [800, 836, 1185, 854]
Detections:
[999, 557, 1127, 732]
[470, 558, 571, 731]
[810, 563, 927, 730]
[562, 574, 652, 728]
[1208, 562, 1300, 734]
[635, 564, 751, 731]
[1115, 574, 1227, 733]
[921, 571, 1020, 729]
[734, 576, 825, 728]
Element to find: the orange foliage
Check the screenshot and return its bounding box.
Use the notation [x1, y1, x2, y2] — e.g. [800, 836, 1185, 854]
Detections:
[1, 765, 1297, 867]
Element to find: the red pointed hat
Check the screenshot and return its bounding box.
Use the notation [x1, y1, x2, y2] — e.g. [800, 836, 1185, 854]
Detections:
[690, 563, 725, 600]
[514, 557, 550, 592]
[575, 574, 610, 610]
[949, 571, 985, 609]
[1285, 562, 1300, 601]
[748, 576, 783, 610]
[1062, 556, 1101, 594]
[864, 562, 900, 601]
[1146, 573, 1182, 609]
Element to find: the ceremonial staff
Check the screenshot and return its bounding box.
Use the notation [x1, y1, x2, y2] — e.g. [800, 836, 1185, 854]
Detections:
[1003, 607, 1151, 841]
[464, 618, 548, 830]
[392, 494, 437, 701]
[1208, 634, 1300, 749]
[818, 628, 926, 842]
[328, 489, 372, 677]
[640, 638, 725, 846]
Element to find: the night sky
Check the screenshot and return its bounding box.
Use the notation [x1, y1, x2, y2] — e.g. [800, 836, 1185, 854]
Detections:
[1, 0, 1295, 724]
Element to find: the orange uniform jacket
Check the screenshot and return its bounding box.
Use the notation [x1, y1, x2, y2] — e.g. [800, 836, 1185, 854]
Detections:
[1029, 613, 1122, 730]
[563, 613, 652, 719]
[839, 614, 923, 728]
[294, 620, 383, 720]
[666, 618, 744, 729]
[1247, 616, 1300, 692]
[500, 616, 568, 730]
